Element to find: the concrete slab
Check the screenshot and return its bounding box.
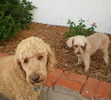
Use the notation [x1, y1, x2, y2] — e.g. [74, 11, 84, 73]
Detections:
[98, 98, 110, 100]
[38, 85, 88, 100]
[54, 85, 88, 100]
[0, 94, 10, 100]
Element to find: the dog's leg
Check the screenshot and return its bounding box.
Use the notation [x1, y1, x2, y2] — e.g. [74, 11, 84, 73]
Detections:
[76, 56, 83, 66]
[83, 55, 90, 72]
[100, 38, 110, 66]
[102, 49, 109, 66]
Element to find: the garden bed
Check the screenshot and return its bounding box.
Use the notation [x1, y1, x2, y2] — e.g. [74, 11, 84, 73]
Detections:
[0, 22, 111, 83]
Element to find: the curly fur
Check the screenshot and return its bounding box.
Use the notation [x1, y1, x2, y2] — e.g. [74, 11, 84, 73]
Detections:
[0, 36, 56, 100]
[66, 33, 110, 72]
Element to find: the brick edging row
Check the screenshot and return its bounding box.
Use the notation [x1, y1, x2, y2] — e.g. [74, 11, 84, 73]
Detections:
[44, 68, 111, 99]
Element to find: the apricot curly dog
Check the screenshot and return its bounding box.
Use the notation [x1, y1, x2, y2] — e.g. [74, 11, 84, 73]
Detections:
[66, 33, 110, 72]
[0, 36, 56, 100]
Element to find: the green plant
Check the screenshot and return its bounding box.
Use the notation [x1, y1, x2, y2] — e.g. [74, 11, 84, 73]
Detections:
[65, 19, 97, 39]
[0, 0, 36, 41]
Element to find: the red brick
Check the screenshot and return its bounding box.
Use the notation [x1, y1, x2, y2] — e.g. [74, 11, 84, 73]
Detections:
[66, 72, 87, 84]
[95, 81, 111, 99]
[0, 52, 9, 57]
[44, 68, 63, 87]
[56, 78, 83, 92]
[63, 70, 70, 75]
[81, 77, 100, 99]
[62, 70, 71, 79]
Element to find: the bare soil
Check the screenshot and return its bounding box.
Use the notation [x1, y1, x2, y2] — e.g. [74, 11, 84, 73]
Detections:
[0, 23, 111, 83]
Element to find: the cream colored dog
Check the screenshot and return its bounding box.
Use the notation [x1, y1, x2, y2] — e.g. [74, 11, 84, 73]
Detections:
[0, 37, 56, 100]
[66, 33, 110, 72]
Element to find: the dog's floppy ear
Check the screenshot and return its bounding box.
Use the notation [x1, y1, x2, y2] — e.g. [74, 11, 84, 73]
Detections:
[47, 46, 56, 72]
[85, 40, 91, 51]
[13, 56, 26, 78]
[13, 56, 21, 68]
[66, 37, 74, 48]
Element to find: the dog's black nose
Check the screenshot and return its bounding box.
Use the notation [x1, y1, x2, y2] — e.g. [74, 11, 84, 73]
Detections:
[30, 74, 40, 83]
[77, 51, 81, 54]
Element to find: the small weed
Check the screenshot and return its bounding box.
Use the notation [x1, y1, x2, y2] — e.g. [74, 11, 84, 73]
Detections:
[65, 19, 97, 39]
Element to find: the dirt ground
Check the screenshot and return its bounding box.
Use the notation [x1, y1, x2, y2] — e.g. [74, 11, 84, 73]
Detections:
[0, 22, 111, 83]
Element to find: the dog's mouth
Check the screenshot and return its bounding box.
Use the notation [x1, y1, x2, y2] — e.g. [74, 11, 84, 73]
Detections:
[29, 79, 45, 86]
[33, 81, 44, 86]
[75, 53, 81, 56]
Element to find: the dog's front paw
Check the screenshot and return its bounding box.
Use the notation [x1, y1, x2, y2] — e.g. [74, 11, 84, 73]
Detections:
[84, 68, 89, 73]
[105, 61, 109, 67]
[74, 62, 82, 67]
[74, 63, 80, 67]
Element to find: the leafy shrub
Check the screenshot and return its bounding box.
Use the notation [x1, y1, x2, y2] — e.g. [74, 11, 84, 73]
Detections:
[65, 19, 97, 39]
[0, 0, 36, 41]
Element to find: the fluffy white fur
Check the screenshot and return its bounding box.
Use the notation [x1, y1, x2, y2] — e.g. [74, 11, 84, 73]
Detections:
[66, 33, 110, 72]
[0, 36, 56, 100]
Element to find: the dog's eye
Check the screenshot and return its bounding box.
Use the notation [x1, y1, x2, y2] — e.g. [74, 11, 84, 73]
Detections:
[24, 58, 29, 63]
[81, 46, 85, 49]
[38, 55, 43, 60]
[74, 45, 78, 48]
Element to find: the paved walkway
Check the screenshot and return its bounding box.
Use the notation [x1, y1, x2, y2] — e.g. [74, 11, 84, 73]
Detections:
[0, 52, 111, 100]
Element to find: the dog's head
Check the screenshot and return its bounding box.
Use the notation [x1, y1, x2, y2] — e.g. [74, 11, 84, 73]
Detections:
[66, 36, 91, 55]
[14, 37, 56, 86]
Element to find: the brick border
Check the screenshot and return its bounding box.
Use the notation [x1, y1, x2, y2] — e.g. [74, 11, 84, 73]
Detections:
[45, 68, 111, 99]
[0, 52, 9, 57]
[0, 52, 111, 99]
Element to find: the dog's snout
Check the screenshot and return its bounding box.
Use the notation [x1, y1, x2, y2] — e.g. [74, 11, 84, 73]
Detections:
[30, 74, 40, 83]
[77, 51, 81, 54]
